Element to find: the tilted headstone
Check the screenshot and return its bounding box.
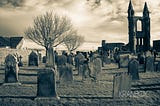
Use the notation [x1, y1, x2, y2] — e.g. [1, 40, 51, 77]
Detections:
[28, 51, 38, 66]
[119, 54, 130, 68]
[128, 59, 139, 80]
[37, 68, 58, 97]
[113, 73, 132, 98]
[145, 56, 155, 72]
[59, 64, 73, 82]
[4, 54, 19, 83]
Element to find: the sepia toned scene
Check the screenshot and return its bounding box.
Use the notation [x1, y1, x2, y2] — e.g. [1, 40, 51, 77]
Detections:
[0, 0, 160, 106]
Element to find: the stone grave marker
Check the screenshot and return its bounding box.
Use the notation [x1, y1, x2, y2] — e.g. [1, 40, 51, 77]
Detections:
[156, 61, 160, 72]
[89, 57, 102, 81]
[4, 54, 19, 83]
[145, 56, 155, 72]
[28, 51, 38, 66]
[113, 73, 132, 98]
[119, 54, 130, 68]
[37, 68, 58, 98]
[42, 56, 46, 63]
[128, 59, 139, 80]
[59, 64, 73, 83]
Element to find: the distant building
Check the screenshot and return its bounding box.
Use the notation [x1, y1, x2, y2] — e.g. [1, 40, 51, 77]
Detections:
[99, 40, 125, 51]
[0, 36, 23, 49]
[128, 0, 150, 53]
[153, 40, 160, 52]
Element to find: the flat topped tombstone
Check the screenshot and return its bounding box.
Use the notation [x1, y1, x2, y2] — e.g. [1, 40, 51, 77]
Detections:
[145, 56, 155, 72]
[37, 68, 58, 98]
[128, 59, 139, 80]
[28, 51, 38, 66]
[4, 54, 19, 83]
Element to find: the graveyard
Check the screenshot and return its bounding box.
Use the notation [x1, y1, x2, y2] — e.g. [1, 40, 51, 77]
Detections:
[1, 0, 160, 106]
[0, 56, 160, 106]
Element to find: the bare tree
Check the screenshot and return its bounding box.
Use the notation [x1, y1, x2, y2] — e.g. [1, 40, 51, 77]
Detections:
[63, 31, 84, 53]
[25, 11, 73, 52]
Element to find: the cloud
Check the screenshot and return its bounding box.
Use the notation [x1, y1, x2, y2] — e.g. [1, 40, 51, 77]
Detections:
[0, 0, 25, 8]
[0, 0, 160, 44]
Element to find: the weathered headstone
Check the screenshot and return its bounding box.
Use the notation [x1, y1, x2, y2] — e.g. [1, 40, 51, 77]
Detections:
[89, 57, 102, 81]
[128, 59, 139, 80]
[4, 54, 19, 83]
[113, 73, 132, 98]
[28, 51, 38, 66]
[75, 53, 85, 75]
[59, 64, 73, 82]
[42, 56, 46, 63]
[156, 61, 160, 72]
[119, 54, 130, 68]
[37, 68, 58, 97]
[145, 56, 155, 72]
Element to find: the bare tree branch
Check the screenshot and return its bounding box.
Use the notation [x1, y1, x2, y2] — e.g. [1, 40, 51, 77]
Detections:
[63, 31, 84, 53]
[25, 11, 74, 50]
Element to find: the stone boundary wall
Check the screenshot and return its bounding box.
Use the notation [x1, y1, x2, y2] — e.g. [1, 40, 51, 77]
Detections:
[0, 48, 45, 65]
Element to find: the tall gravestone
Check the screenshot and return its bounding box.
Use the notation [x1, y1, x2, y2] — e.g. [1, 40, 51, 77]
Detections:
[145, 56, 155, 72]
[36, 38, 59, 100]
[28, 51, 38, 66]
[113, 73, 132, 98]
[4, 54, 19, 83]
[128, 59, 139, 80]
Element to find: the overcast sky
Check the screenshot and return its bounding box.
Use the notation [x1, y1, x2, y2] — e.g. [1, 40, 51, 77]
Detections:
[0, 0, 160, 44]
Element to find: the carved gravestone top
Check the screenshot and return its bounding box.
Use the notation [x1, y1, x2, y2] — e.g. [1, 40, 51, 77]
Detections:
[128, 59, 139, 80]
[4, 54, 19, 83]
[28, 51, 38, 66]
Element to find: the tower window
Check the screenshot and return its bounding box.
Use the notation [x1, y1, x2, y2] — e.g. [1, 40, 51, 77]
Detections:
[137, 20, 142, 31]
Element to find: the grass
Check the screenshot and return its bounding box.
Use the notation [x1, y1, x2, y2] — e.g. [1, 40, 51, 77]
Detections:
[0, 63, 160, 106]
